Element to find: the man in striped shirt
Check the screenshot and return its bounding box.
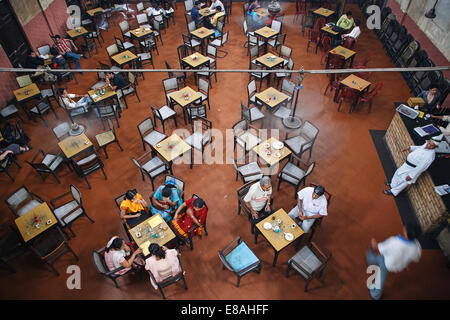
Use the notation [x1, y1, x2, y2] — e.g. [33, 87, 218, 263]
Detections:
[53, 34, 86, 69]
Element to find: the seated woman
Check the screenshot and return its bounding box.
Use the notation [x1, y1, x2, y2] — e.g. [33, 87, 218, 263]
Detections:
[149, 179, 183, 222]
[170, 197, 208, 242]
[104, 236, 144, 275]
[144, 243, 183, 290]
[120, 189, 151, 228]
[0, 144, 30, 161]
[417, 87, 441, 113]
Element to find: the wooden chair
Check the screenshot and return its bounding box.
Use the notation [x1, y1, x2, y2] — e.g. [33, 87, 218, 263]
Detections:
[95, 119, 123, 159]
[72, 150, 107, 189]
[26, 149, 68, 183]
[5, 185, 44, 217]
[131, 152, 172, 190]
[277, 154, 315, 199]
[147, 254, 187, 299]
[149, 102, 177, 134]
[182, 117, 213, 169]
[137, 117, 167, 151]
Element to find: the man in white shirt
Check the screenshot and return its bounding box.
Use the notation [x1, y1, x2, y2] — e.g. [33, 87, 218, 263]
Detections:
[287, 185, 328, 233]
[366, 223, 422, 300]
[244, 176, 273, 233]
[209, 0, 225, 13]
[58, 88, 93, 113]
[384, 138, 439, 196]
[342, 19, 361, 40]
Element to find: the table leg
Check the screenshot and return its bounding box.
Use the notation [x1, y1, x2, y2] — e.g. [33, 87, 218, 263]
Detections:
[272, 249, 279, 267]
[254, 228, 259, 244]
[350, 55, 355, 68]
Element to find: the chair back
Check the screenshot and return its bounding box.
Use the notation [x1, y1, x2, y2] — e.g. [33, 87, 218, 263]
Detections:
[119, 21, 129, 33]
[217, 21, 224, 34]
[198, 78, 209, 95]
[300, 120, 319, 141]
[106, 44, 119, 57]
[177, 44, 189, 62]
[221, 31, 229, 45]
[342, 37, 355, 50]
[138, 117, 154, 137]
[247, 80, 256, 97]
[16, 75, 32, 88]
[37, 45, 51, 56]
[114, 37, 125, 51]
[313, 17, 326, 31]
[137, 2, 144, 11]
[240, 102, 251, 121]
[163, 77, 178, 92]
[366, 82, 384, 100]
[281, 79, 296, 97]
[137, 13, 148, 25]
[249, 45, 258, 60]
[243, 19, 248, 35]
[70, 185, 82, 204]
[184, 0, 193, 12]
[279, 45, 292, 59]
[327, 53, 345, 69]
[206, 45, 217, 60]
[5, 186, 34, 216]
[271, 20, 282, 33]
[92, 249, 109, 275]
[304, 162, 315, 178]
[52, 122, 71, 141]
[150, 103, 162, 119]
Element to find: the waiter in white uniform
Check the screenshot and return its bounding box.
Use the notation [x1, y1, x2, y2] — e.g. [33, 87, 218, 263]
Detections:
[288, 185, 328, 233]
[384, 138, 439, 196]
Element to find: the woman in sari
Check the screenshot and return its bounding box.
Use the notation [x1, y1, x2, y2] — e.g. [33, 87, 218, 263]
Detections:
[170, 197, 208, 242]
[120, 189, 150, 228]
[149, 179, 183, 222]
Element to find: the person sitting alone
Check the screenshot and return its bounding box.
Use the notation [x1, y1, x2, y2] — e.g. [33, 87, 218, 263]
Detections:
[58, 88, 93, 114]
[170, 196, 208, 243]
[104, 72, 127, 91]
[144, 243, 183, 290]
[119, 189, 151, 228]
[104, 236, 144, 275]
[0, 144, 30, 161]
[416, 86, 441, 114]
[149, 179, 183, 222]
[243, 176, 273, 232]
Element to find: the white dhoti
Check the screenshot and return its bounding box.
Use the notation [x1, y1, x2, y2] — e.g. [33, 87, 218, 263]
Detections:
[288, 205, 315, 233]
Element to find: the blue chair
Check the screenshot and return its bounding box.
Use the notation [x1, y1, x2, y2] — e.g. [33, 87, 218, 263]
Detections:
[218, 236, 261, 287]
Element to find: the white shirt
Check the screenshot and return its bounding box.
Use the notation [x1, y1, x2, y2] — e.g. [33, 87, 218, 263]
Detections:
[378, 235, 421, 272]
[297, 187, 328, 218]
[210, 0, 225, 13]
[244, 182, 272, 211]
[345, 26, 360, 39]
[59, 95, 76, 109]
[439, 115, 450, 135]
[401, 143, 436, 183]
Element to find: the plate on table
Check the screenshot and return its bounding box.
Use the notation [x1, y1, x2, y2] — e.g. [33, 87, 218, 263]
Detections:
[156, 144, 161, 148]
[263, 142, 270, 148]
[46, 219, 52, 225]
[135, 232, 142, 238]
[272, 141, 284, 150]
[263, 222, 272, 230]
[273, 152, 281, 158]
[284, 233, 294, 241]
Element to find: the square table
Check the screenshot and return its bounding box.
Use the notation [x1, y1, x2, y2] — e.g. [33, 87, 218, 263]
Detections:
[182, 52, 210, 69]
[255, 208, 304, 266]
[14, 83, 41, 120]
[313, 8, 335, 20]
[255, 52, 285, 69]
[253, 137, 292, 170]
[154, 134, 192, 164]
[111, 50, 137, 67]
[129, 213, 176, 257]
[88, 87, 117, 104]
[199, 8, 216, 19]
[255, 87, 289, 110]
[15, 202, 58, 243]
[169, 86, 203, 124]
[190, 27, 215, 54]
[67, 26, 88, 39]
[87, 7, 104, 16]
[58, 133, 94, 159]
[130, 26, 153, 40]
[339, 74, 372, 113]
[328, 45, 356, 68]
[254, 26, 279, 54]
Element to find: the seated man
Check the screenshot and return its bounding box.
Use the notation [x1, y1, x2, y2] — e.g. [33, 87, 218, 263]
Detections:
[119, 189, 151, 228]
[191, 1, 215, 29]
[384, 138, 439, 196]
[170, 196, 208, 242]
[288, 185, 328, 233]
[244, 176, 273, 231]
[336, 11, 354, 32]
[58, 88, 93, 113]
[105, 71, 127, 91]
[149, 179, 183, 222]
[342, 19, 361, 41]
[0, 143, 30, 161]
[24, 50, 44, 69]
[53, 34, 86, 70]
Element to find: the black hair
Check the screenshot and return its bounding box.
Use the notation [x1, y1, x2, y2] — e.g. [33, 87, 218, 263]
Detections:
[314, 185, 325, 197]
[193, 197, 205, 209]
[216, 5, 222, 12]
[125, 189, 137, 200]
[50, 47, 59, 55]
[195, 1, 201, 5]
[162, 186, 172, 198]
[354, 19, 360, 26]
[149, 243, 166, 259]
[105, 237, 123, 252]
[58, 88, 65, 95]
[346, 11, 352, 16]
[28, 49, 35, 56]
[405, 223, 421, 240]
[54, 34, 61, 39]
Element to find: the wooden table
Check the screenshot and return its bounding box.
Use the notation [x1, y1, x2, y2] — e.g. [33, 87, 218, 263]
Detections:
[254, 26, 279, 54]
[67, 26, 88, 39]
[58, 133, 94, 159]
[255, 87, 289, 111]
[199, 8, 216, 19]
[339, 74, 371, 113]
[327, 45, 356, 68]
[313, 7, 335, 20]
[111, 50, 137, 67]
[129, 213, 176, 257]
[15, 202, 58, 243]
[255, 52, 285, 70]
[87, 7, 104, 17]
[130, 26, 153, 40]
[191, 27, 215, 54]
[88, 87, 117, 104]
[255, 208, 304, 266]
[154, 134, 192, 164]
[169, 86, 203, 124]
[13, 83, 41, 120]
[321, 26, 339, 37]
[253, 137, 291, 173]
[182, 52, 210, 69]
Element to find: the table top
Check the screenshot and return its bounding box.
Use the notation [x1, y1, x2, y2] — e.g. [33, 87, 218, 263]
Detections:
[87, 7, 104, 16]
[170, 86, 202, 107]
[14, 83, 40, 102]
[88, 87, 117, 103]
[256, 208, 304, 252]
[321, 26, 339, 35]
[130, 26, 153, 38]
[191, 27, 215, 39]
[256, 52, 284, 69]
[182, 52, 210, 68]
[341, 74, 371, 92]
[314, 7, 335, 17]
[58, 133, 93, 159]
[155, 134, 192, 162]
[254, 26, 279, 39]
[255, 8, 269, 17]
[111, 50, 137, 65]
[199, 8, 216, 18]
[253, 137, 292, 167]
[330, 45, 356, 60]
[15, 202, 58, 243]
[255, 87, 289, 109]
[67, 26, 88, 38]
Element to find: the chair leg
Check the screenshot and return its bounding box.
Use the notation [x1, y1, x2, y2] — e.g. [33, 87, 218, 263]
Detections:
[46, 262, 60, 276]
[103, 146, 109, 159]
[84, 176, 91, 189]
[236, 276, 241, 288]
[159, 287, 166, 300]
[117, 141, 124, 152]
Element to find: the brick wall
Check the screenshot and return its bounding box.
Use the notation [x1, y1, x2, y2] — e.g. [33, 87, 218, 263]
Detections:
[0, 46, 19, 107]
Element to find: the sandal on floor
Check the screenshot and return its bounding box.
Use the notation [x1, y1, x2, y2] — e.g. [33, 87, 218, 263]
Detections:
[383, 189, 393, 195]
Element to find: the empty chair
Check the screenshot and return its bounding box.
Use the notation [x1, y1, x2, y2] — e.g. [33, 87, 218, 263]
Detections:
[37, 45, 51, 57]
[186, 103, 207, 124]
[284, 120, 319, 160]
[187, 20, 196, 33]
[106, 43, 120, 64]
[183, 117, 213, 169]
[95, 119, 123, 159]
[137, 44, 154, 68]
[119, 21, 132, 42]
[40, 84, 57, 104]
[232, 119, 261, 158]
[184, 0, 193, 12]
[114, 36, 136, 53]
[268, 33, 286, 52]
[16, 75, 32, 88]
[241, 102, 264, 128]
[276, 57, 294, 87]
[5, 186, 44, 217]
[131, 152, 171, 190]
[277, 155, 315, 199]
[163, 77, 180, 109]
[197, 78, 211, 110]
[354, 82, 384, 113]
[286, 242, 331, 292]
[136, 2, 145, 12]
[137, 117, 167, 151]
[152, 18, 164, 45]
[279, 45, 292, 66]
[218, 236, 262, 287]
[52, 122, 71, 142]
[120, 72, 140, 109]
[149, 101, 177, 133]
[0, 102, 22, 122]
[140, 33, 159, 56]
[96, 103, 120, 130]
[49, 185, 94, 237]
[72, 150, 107, 189]
[247, 79, 262, 107]
[182, 34, 200, 53]
[270, 19, 282, 33]
[204, 45, 217, 83]
[30, 96, 58, 127]
[0, 152, 21, 182]
[231, 156, 263, 184]
[136, 13, 150, 28]
[249, 62, 269, 91]
[26, 149, 68, 183]
[81, 34, 98, 57]
[165, 61, 186, 88]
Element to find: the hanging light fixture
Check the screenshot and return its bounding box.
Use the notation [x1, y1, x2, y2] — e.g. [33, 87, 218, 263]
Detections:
[425, 0, 438, 19]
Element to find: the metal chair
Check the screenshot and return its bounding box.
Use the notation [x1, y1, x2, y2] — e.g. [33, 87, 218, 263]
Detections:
[276, 57, 294, 88]
[95, 119, 123, 159]
[137, 117, 167, 151]
[149, 102, 177, 133]
[72, 150, 107, 189]
[183, 117, 213, 169]
[16, 75, 32, 88]
[140, 33, 159, 56]
[165, 61, 186, 88]
[52, 122, 71, 141]
[136, 13, 151, 28]
[5, 186, 44, 217]
[131, 152, 171, 190]
[231, 156, 263, 184]
[114, 36, 136, 53]
[49, 184, 94, 237]
[30, 96, 58, 127]
[118, 20, 133, 42]
[218, 236, 261, 287]
[197, 78, 211, 110]
[152, 18, 165, 45]
[284, 120, 319, 160]
[148, 254, 187, 299]
[163, 77, 180, 109]
[96, 103, 120, 130]
[0, 153, 21, 182]
[26, 149, 68, 184]
[277, 154, 315, 199]
[241, 101, 264, 128]
[286, 242, 331, 292]
[249, 62, 269, 91]
[0, 102, 22, 122]
[120, 72, 140, 109]
[232, 119, 261, 159]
